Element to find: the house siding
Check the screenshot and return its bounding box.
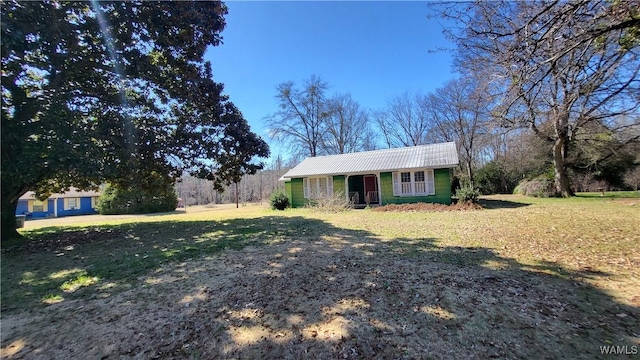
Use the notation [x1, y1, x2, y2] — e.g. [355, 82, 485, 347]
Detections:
[332, 175, 346, 198]
[16, 200, 29, 216]
[16, 196, 98, 218]
[284, 181, 292, 206]
[56, 197, 98, 217]
[380, 168, 452, 205]
[289, 175, 345, 208]
[289, 178, 306, 208]
[289, 170, 452, 207]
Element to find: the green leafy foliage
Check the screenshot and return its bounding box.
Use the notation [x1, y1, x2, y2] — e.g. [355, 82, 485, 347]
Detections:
[269, 190, 290, 211]
[476, 161, 520, 195]
[453, 183, 480, 203]
[98, 182, 178, 215]
[1, 1, 269, 239]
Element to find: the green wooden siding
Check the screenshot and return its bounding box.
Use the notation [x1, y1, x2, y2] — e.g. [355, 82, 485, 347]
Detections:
[380, 168, 452, 205]
[284, 181, 292, 205]
[288, 175, 346, 208]
[289, 170, 451, 207]
[289, 178, 306, 208]
[333, 175, 346, 199]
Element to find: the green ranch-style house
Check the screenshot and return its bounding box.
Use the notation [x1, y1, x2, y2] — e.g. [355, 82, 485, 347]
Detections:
[280, 142, 459, 208]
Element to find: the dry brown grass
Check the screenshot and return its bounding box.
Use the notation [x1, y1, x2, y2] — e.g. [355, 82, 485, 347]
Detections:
[1, 195, 639, 359]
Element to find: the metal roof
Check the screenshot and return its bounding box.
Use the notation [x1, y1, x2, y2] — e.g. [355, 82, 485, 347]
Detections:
[280, 142, 459, 179]
[19, 188, 101, 200]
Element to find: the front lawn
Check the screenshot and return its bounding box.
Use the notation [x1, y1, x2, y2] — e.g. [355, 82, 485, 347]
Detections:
[1, 196, 638, 359]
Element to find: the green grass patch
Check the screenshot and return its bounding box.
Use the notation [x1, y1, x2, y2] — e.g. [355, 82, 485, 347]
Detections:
[60, 273, 99, 292]
[576, 190, 640, 198]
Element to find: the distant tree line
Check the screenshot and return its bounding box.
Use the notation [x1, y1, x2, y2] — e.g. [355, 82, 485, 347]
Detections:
[175, 155, 295, 206]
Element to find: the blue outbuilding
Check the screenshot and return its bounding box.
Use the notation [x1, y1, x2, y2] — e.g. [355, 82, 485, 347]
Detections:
[17, 188, 101, 219]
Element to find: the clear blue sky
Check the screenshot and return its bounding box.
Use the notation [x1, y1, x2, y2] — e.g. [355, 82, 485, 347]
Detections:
[205, 1, 458, 158]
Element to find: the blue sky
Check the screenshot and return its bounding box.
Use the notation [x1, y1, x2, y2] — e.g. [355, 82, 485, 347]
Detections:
[205, 1, 458, 158]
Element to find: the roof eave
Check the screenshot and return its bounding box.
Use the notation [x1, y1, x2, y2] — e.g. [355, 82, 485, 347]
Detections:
[279, 163, 459, 179]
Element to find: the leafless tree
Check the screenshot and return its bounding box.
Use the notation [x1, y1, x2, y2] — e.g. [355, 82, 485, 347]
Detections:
[423, 78, 493, 184]
[322, 93, 375, 154]
[624, 167, 640, 191]
[265, 75, 330, 157]
[433, 0, 640, 197]
[375, 92, 431, 148]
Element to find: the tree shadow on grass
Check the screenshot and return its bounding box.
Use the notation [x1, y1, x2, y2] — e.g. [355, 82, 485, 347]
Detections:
[479, 198, 531, 209]
[1, 216, 638, 359]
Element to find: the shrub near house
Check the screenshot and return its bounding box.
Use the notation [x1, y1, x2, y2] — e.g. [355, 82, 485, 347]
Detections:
[97, 183, 178, 215]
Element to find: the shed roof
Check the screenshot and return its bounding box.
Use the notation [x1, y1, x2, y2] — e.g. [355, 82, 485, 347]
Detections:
[19, 188, 101, 200]
[280, 142, 458, 179]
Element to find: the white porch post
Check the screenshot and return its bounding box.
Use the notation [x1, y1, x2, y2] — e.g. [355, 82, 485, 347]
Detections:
[345, 175, 349, 202]
[54, 197, 58, 217]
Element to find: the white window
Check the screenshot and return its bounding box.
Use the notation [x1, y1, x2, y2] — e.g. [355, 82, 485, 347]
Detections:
[303, 176, 333, 199]
[392, 170, 435, 196]
[414, 171, 426, 194]
[400, 172, 411, 194]
[30, 200, 47, 213]
[64, 198, 80, 210]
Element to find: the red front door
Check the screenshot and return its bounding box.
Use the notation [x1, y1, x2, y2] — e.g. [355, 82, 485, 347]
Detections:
[364, 175, 378, 203]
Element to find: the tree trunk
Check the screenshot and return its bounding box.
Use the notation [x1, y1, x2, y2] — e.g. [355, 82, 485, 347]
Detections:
[466, 158, 474, 187]
[553, 136, 574, 197]
[235, 182, 239, 208]
[1, 187, 26, 241]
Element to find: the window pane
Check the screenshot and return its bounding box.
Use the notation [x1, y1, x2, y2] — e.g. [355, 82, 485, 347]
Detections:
[400, 172, 411, 194]
[33, 201, 44, 212]
[319, 177, 327, 196]
[414, 171, 425, 182]
[68, 198, 78, 209]
[310, 178, 318, 198]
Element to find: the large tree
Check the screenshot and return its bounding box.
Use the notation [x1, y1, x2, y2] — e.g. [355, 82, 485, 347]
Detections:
[202, 102, 269, 208]
[434, 0, 640, 197]
[374, 92, 431, 148]
[266, 75, 330, 157]
[424, 78, 492, 185]
[322, 93, 375, 154]
[1, 1, 268, 239]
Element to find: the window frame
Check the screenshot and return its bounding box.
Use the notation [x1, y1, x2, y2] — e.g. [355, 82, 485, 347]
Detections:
[303, 176, 334, 199]
[64, 197, 81, 210]
[32, 200, 45, 213]
[392, 169, 435, 196]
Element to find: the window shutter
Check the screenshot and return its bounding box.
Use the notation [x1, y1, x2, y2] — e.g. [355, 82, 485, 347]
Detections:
[91, 197, 96, 209]
[64, 198, 69, 210]
[392, 172, 400, 196]
[327, 176, 333, 195]
[43, 200, 48, 212]
[427, 170, 435, 195]
[303, 178, 309, 198]
[28, 200, 33, 213]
